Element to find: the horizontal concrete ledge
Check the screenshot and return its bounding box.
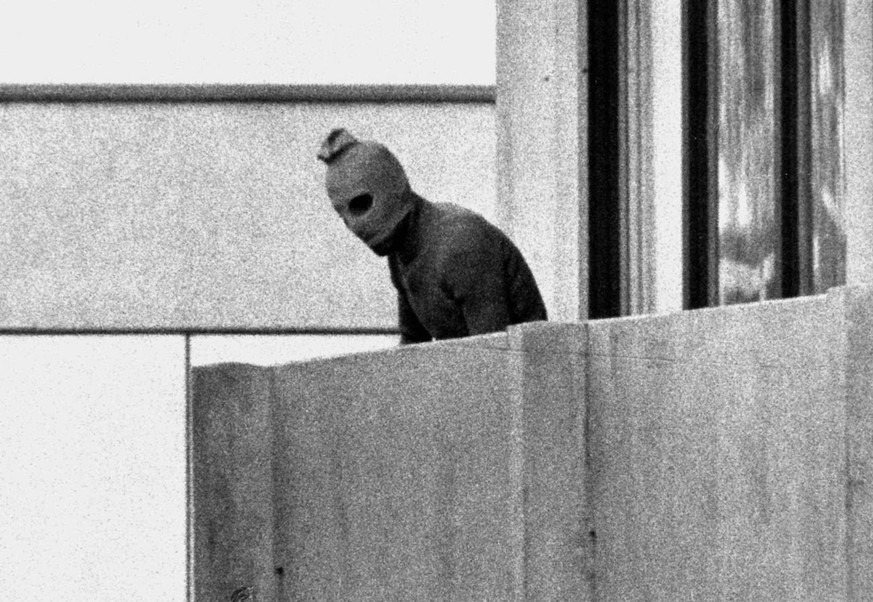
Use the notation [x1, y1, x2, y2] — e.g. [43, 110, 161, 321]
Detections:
[0, 326, 401, 336]
[290, 321, 589, 364]
[0, 84, 497, 104]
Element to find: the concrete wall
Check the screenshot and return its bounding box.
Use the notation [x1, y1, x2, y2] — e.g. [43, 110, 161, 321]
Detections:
[0, 101, 494, 329]
[496, 0, 588, 323]
[192, 285, 873, 600]
[191, 363, 276, 601]
[588, 285, 873, 600]
[844, 286, 873, 598]
[191, 324, 589, 601]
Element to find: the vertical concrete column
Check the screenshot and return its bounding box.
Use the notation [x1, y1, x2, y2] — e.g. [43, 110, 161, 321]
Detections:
[842, 286, 873, 599]
[845, 0, 873, 285]
[650, 0, 685, 313]
[508, 322, 593, 599]
[496, 0, 589, 322]
[191, 364, 276, 602]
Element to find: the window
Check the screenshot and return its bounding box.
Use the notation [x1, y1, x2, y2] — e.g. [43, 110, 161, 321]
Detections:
[715, 0, 779, 305]
[808, 0, 846, 293]
[683, 0, 847, 307]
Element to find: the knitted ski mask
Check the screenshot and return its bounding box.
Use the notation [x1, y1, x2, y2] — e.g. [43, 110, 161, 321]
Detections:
[318, 128, 413, 256]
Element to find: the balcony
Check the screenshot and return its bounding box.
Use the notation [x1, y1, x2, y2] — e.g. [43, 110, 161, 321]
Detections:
[192, 285, 873, 600]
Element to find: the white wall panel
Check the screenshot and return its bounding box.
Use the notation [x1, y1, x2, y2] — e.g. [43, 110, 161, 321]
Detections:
[0, 102, 495, 329]
[0, 336, 187, 601]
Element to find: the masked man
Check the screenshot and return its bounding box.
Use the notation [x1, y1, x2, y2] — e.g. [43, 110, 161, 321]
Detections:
[318, 128, 547, 344]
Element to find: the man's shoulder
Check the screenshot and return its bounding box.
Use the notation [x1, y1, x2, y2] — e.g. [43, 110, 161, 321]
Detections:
[430, 202, 499, 244]
[424, 203, 512, 275]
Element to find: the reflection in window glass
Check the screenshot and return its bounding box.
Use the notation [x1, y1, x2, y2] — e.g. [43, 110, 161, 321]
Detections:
[716, 0, 779, 305]
[810, 0, 846, 293]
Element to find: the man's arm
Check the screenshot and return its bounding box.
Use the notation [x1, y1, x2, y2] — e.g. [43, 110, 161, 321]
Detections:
[397, 290, 432, 344]
[459, 287, 511, 335]
[389, 258, 431, 344]
[444, 230, 512, 336]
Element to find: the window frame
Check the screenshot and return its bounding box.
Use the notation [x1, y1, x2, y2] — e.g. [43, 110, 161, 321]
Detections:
[681, 0, 833, 308]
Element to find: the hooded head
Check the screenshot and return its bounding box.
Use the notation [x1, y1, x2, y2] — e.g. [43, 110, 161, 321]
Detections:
[318, 128, 413, 256]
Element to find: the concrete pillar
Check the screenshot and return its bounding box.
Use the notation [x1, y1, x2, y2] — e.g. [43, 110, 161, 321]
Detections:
[191, 364, 276, 602]
[845, 0, 873, 285]
[496, 0, 589, 322]
[650, 0, 685, 313]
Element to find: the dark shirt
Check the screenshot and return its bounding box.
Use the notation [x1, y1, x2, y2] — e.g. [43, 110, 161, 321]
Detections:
[388, 195, 547, 343]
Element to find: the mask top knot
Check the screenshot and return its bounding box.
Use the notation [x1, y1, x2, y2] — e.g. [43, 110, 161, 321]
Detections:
[318, 128, 359, 164]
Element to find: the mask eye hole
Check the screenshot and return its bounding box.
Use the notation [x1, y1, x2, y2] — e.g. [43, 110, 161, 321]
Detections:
[348, 194, 373, 215]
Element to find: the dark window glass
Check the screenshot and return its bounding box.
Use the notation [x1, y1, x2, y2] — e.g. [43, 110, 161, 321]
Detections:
[715, 0, 780, 305]
[809, 0, 847, 293]
[683, 0, 846, 307]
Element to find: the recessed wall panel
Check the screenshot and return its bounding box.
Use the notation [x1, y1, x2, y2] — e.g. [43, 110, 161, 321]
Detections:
[0, 102, 495, 330]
